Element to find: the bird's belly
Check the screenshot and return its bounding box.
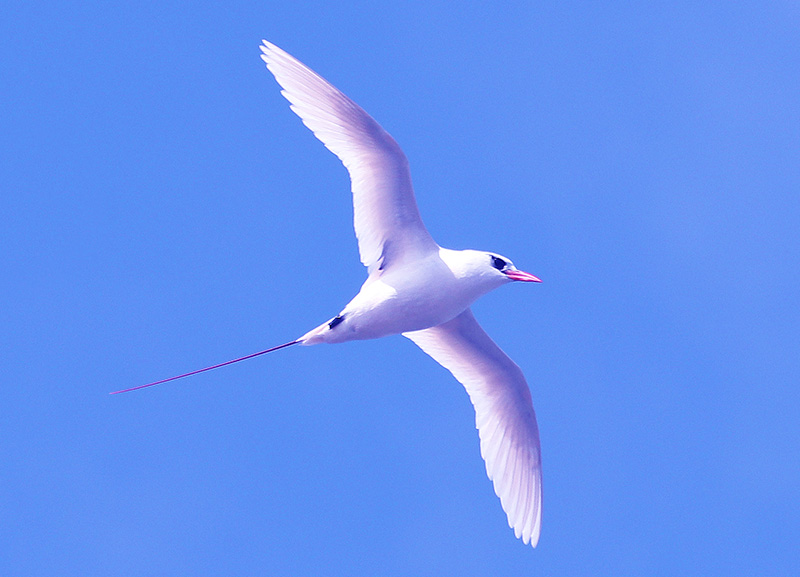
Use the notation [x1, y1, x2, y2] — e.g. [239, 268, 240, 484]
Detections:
[331, 275, 472, 342]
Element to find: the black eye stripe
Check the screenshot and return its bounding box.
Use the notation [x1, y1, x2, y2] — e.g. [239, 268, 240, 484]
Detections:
[491, 256, 506, 271]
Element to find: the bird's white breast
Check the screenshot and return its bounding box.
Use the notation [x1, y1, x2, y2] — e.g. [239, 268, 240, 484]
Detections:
[308, 248, 508, 344]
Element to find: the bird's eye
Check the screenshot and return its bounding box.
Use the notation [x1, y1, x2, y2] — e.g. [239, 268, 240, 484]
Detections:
[491, 256, 506, 271]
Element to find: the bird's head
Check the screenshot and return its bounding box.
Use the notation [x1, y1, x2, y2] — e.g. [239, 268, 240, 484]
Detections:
[485, 252, 542, 284]
[443, 248, 542, 290]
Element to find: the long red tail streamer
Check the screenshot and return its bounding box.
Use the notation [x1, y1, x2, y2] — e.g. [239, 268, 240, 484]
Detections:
[110, 340, 300, 395]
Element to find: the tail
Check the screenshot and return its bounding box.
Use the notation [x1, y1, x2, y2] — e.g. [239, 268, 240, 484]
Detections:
[110, 340, 301, 395]
[297, 321, 333, 345]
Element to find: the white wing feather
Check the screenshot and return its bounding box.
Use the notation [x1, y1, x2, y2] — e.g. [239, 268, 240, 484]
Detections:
[259, 41, 438, 272]
[404, 309, 542, 546]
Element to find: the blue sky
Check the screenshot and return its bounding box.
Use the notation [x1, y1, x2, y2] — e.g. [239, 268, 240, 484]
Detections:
[2, 1, 799, 575]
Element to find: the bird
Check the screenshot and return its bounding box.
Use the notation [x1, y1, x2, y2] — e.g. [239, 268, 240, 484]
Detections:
[113, 41, 544, 547]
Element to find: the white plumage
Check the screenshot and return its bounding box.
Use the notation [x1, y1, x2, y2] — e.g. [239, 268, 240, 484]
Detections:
[260, 41, 544, 546]
[260, 41, 437, 273]
[113, 43, 546, 547]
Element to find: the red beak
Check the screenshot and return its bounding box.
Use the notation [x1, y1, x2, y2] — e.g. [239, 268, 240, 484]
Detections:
[504, 269, 542, 283]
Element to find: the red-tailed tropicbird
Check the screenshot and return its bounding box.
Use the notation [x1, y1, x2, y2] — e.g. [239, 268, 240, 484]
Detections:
[113, 41, 544, 547]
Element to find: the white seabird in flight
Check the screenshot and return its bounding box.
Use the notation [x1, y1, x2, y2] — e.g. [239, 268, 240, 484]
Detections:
[114, 41, 545, 547]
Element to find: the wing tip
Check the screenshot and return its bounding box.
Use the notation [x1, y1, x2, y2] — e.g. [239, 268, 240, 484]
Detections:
[511, 505, 542, 547]
[525, 526, 542, 548]
[259, 40, 291, 67]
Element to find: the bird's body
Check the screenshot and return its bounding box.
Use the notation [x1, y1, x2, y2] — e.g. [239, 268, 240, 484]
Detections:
[114, 41, 546, 548]
[302, 248, 514, 344]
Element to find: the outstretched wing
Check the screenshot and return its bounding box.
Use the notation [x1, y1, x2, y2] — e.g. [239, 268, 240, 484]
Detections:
[404, 309, 542, 546]
[260, 41, 438, 272]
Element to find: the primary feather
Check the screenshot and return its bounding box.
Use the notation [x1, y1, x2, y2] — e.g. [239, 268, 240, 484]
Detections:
[260, 41, 437, 273]
[404, 309, 542, 545]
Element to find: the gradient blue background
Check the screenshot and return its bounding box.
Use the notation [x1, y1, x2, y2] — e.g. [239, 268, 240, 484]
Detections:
[2, 1, 798, 575]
